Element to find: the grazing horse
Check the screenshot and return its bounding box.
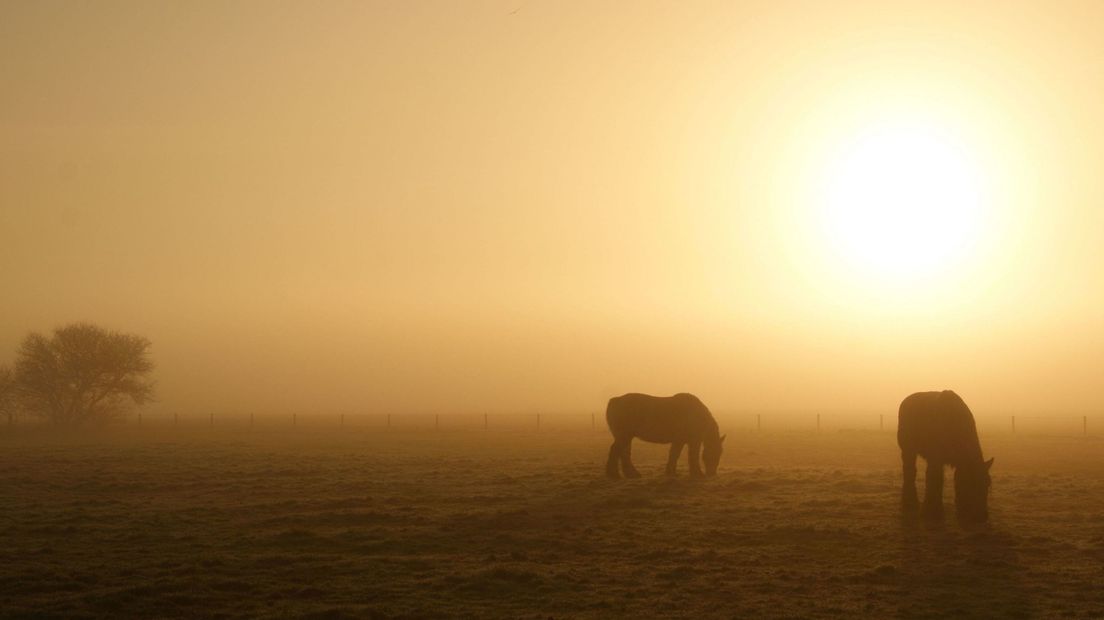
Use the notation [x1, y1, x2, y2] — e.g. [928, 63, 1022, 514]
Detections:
[897, 390, 994, 523]
[606, 393, 725, 478]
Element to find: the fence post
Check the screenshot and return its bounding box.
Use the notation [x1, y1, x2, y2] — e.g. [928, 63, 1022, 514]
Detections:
[341, 413, 344, 427]
[138, 413, 142, 427]
[537, 413, 541, 431]
[250, 412, 254, 428]
[592, 412, 595, 431]
[293, 413, 297, 427]
[1012, 415, 1016, 434]
[817, 413, 821, 433]
[210, 413, 214, 427]
[174, 412, 178, 426]
[880, 414, 884, 431]
[387, 413, 391, 429]
[484, 413, 488, 430]
[757, 414, 761, 432]
[435, 414, 439, 430]
[1084, 416, 1088, 435]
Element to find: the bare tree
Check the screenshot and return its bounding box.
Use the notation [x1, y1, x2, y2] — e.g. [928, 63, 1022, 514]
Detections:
[15, 323, 155, 425]
[0, 364, 18, 426]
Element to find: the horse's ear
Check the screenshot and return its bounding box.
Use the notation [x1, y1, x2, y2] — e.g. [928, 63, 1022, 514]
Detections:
[720, 434, 727, 444]
[985, 457, 994, 470]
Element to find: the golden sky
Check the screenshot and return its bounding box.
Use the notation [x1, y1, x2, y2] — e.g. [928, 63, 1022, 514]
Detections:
[2, 1, 1103, 416]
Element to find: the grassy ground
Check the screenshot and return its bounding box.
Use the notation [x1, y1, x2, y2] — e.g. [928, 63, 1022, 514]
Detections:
[2, 423, 1103, 618]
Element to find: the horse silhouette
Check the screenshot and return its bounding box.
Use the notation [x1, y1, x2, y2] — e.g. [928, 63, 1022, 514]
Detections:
[605, 393, 725, 478]
[897, 390, 993, 523]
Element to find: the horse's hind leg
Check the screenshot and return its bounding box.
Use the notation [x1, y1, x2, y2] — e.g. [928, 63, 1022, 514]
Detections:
[901, 450, 919, 513]
[923, 461, 945, 519]
[606, 440, 623, 478]
[666, 443, 684, 476]
[619, 438, 641, 478]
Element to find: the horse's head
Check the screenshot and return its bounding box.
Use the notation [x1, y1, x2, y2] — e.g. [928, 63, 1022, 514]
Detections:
[702, 434, 726, 477]
[955, 457, 994, 523]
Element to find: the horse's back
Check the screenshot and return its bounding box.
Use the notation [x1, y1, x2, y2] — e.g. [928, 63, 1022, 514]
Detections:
[607, 393, 712, 443]
[897, 390, 981, 465]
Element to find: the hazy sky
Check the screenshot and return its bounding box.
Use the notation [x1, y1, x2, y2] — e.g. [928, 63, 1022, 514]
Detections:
[3, 1, 1103, 416]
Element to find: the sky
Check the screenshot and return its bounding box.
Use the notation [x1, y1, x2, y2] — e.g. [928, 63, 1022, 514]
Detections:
[2, 1, 1103, 417]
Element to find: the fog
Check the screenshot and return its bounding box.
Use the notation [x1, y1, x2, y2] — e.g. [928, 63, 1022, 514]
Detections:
[3, 1, 1104, 417]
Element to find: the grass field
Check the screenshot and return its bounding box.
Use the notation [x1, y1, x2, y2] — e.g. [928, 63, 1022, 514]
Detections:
[2, 420, 1104, 618]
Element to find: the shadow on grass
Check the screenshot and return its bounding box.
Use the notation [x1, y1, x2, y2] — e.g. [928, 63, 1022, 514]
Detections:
[895, 514, 1033, 619]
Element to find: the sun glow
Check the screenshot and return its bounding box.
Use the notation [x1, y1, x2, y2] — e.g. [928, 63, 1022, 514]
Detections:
[815, 119, 991, 282]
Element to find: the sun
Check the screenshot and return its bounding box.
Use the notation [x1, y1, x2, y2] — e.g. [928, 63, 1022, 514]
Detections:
[815, 119, 990, 281]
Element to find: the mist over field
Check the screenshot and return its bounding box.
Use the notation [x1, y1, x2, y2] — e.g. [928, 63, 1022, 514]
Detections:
[4, 1, 1104, 418]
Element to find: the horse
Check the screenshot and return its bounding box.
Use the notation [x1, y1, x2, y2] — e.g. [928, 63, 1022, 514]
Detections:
[897, 390, 994, 523]
[605, 393, 725, 478]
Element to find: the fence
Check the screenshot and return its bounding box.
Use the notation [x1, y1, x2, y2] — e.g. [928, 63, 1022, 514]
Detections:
[6, 410, 1093, 438]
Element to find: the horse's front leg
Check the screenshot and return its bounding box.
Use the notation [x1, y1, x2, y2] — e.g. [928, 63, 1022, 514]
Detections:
[606, 439, 624, 478]
[923, 460, 945, 519]
[901, 450, 919, 513]
[619, 437, 641, 478]
[666, 443, 684, 476]
[687, 441, 703, 478]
